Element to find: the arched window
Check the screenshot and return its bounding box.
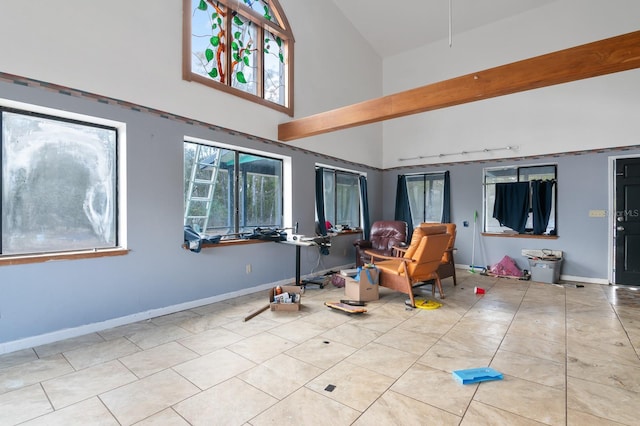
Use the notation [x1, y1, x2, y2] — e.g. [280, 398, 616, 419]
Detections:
[183, 0, 294, 116]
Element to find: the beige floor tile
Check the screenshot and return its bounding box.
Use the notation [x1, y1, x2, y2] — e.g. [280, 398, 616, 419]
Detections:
[119, 341, 199, 378]
[391, 364, 477, 417]
[347, 311, 405, 333]
[490, 349, 565, 389]
[33, 333, 105, 358]
[567, 409, 628, 426]
[227, 332, 296, 363]
[125, 324, 192, 350]
[320, 322, 382, 348]
[418, 341, 494, 373]
[567, 339, 640, 367]
[300, 309, 353, 329]
[62, 337, 140, 370]
[346, 342, 418, 379]
[460, 401, 547, 425]
[285, 337, 357, 370]
[177, 313, 232, 334]
[0, 384, 52, 425]
[567, 376, 639, 425]
[133, 408, 190, 425]
[42, 360, 137, 409]
[567, 353, 640, 393]
[507, 319, 566, 344]
[20, 397, 118, 426]
[237, 353, 322, 399]
[306, 361, 394, 411]
[267, 318, 327, 343]
[439, 328, 503, 354]
[99, 369, 199, 426]
[0, 354, 74, 394]
[221, 316, 281, 337]
[178, 327, 245, 355]
[97, 321, 158, 341]
[174, 377, 277, 425]
[462, 307, 516, 325]
[498, 334, 566, 363]
[173, 348, 255, 390]
[474, 374, 565, 425]
[249, 387, 360, 426]
[374, 327, 438, 355]
[353, 389, 460, 426]
[449, 317, 510, 339]
[0, 349, 38, 371]
[150, 310, 201, 326]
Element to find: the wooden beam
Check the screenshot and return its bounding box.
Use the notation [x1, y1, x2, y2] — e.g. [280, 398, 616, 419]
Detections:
[278, 31, 640, 142]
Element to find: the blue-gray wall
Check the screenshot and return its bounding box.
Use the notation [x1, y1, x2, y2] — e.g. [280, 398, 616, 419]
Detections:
[0, 76, 382, 349]
[383, 150, 640, 280]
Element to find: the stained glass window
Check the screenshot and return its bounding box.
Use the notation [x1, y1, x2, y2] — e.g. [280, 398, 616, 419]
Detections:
[185, 0, 294, 115]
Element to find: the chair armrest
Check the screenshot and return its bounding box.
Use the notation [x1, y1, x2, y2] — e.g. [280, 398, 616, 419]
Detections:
[353, 240, 373, 248]
[364, 249, 413, 262]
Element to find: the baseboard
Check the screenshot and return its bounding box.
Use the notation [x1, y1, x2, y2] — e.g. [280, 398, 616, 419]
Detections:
[559, 275, 609, 285]
[0, 264, 356, 355]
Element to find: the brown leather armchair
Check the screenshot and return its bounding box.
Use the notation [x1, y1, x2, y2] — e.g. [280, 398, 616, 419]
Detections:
[353, 220, 407, 267]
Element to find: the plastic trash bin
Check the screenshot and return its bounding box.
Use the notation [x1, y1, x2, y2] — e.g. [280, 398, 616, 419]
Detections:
[528, 258, 563, 284]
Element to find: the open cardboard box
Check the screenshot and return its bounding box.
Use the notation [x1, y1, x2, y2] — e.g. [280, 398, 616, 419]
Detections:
[344, 276, 379, 302]
[269, 285, 302, 311]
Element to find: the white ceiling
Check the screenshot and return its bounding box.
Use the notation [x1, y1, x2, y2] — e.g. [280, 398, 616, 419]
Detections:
[330, 0, 559, 57]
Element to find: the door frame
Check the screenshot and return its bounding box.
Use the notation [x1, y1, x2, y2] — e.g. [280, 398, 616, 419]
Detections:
[608, 154, 640, 284]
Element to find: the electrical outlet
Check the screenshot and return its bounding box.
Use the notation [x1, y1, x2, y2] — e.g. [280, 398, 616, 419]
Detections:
[246, 264, 252, 274]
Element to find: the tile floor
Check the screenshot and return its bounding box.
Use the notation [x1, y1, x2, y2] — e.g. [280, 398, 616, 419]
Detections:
[1, 273, 639, 425]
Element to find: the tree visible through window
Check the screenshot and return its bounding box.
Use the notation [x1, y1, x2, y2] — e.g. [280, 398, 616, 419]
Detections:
[1, 109, 118, 255]
[184, 141, 283, 235]
[321, 168, 361, 229]
[184, 0, 294, 115]
[405, 173, 446, 227]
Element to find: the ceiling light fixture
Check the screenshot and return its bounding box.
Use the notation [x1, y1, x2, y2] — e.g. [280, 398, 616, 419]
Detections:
[398, 146, 518, 162]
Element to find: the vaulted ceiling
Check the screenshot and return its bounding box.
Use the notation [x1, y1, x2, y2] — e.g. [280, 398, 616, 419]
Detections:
[330, 0, 560, 57]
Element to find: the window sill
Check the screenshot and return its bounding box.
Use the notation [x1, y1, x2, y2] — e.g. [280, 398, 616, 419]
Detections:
[0, 248, 129, 267]
[183, 239, 269, 250]
[481, 233, 558, 240]
[184, 230, 363, 251]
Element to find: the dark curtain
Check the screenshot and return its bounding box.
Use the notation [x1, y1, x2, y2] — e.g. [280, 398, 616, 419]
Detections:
[359, 175, 371, 240]
[394, 175, 414, 239]
[493, 182, 530, 233]
[315, 167, 327, 236]
[531, 180, 555, 235]
[441, 171, 451, 223]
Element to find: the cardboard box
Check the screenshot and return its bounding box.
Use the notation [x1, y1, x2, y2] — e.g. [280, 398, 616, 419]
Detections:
[270, 285, 302, 311]
[344, 276, 379, 302]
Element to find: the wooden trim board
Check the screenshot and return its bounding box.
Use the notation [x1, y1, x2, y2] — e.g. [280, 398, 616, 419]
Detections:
[278, 31, 640, 141]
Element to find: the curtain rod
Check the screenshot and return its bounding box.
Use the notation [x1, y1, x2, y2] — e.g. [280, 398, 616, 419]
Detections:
[398, 146, 517, 162]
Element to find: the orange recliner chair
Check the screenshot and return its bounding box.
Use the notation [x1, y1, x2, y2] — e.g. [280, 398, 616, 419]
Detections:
[366, 225, 451, 307]
[419, 223, 457, 286]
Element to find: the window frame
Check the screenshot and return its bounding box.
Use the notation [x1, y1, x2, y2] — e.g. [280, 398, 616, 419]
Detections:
[317, 165, 364, 230]
[183, 0, 295, 116]
[184, 137, 289, 240]
[483, 164, 557, 235]
[0, 99, 128, 266]
[404, 172, 447, 227]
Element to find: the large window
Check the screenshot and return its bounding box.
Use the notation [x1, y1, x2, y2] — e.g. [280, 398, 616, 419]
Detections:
[321, 168, 361, 229]
[1, 108, 118, 256]
[184, 141, 283, 235]
[405, 173, 446, 227]
[184, 0, 294, 115]
[484, 164, 557, 234]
